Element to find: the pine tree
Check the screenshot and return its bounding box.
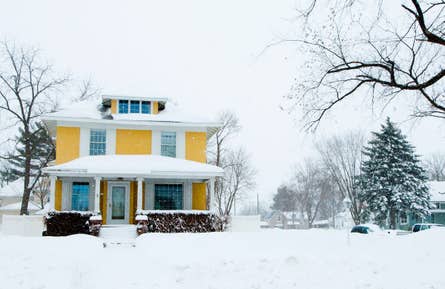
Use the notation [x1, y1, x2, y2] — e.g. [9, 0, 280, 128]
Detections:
[359, 118, 430, 229]
[0, 122, 55, 212]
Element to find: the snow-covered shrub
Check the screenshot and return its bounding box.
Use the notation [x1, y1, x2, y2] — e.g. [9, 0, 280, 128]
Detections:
[139, 211, 223, 233]
[43, 211, 95, 236]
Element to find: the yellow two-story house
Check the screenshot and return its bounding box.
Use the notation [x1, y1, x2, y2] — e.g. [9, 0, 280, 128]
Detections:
[41, 95, 223, 225]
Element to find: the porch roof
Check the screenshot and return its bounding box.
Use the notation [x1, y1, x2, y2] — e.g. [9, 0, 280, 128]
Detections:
[43, 155, 224, 179]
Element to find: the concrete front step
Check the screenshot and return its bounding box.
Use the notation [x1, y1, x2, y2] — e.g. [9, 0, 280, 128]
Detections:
[99, 225, 138, 240]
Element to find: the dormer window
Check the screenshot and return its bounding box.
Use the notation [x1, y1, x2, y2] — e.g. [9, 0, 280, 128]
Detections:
[141, 101, 151, 114]
[130, 100, 140, 113]
[119, 100, 129, 114]
[118, 99, 151, 114]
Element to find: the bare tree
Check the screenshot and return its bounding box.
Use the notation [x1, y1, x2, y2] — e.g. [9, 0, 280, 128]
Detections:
[285, 0, 445, 129]
[0, 42, 67, 214]
[74, 78, 100, 102]
[291, 159, 333, 228]
[208, 110, 241, 168]
[316, 132, 365, 224]
[32, 176, 50, 209]
[424, 152, 445, 181]
[214, 148, 256, 218]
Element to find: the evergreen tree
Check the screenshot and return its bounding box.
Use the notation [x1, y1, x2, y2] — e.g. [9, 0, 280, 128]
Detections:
[359, 118, 430, 229]
[0, 122, 55, 211]
[271, 185, 297, 212]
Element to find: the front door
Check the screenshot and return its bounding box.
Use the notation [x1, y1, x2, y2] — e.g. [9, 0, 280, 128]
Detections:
[107, 182, 129, 224]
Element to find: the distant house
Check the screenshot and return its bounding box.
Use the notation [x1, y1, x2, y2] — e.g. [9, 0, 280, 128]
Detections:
[397, 181, 445, 230]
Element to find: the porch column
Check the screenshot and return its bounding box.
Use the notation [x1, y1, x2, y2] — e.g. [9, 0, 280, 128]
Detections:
[94, 176, 101, 214]
[209, 177, 215, 212]
[49, 175, 57, 211]
[137, 177, 143, 213]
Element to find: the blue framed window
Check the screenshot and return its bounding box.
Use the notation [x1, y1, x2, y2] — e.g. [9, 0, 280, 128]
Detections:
[89, 129, 106, 155]
[118, 100, 129, 114]
[154, 184, 183, 210]
[130, 100, 140, 113]
[161, 132, 176, 157]
[141, 101, 151, 114]
[72, 182, 90, 211]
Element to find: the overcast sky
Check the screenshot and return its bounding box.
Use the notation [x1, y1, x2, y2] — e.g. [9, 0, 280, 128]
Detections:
[1, 0, 445, 207]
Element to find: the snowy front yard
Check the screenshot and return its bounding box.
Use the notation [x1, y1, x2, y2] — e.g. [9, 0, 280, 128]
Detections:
[0, 229, 444, 289]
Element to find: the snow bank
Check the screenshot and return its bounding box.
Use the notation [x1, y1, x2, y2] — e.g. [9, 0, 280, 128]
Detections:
[1, 215, 44, 236]
[228, 215, 260, 232]
[0, 229, 444, 289]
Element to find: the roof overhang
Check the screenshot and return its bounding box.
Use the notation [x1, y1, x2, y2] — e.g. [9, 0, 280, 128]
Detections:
[40, 116, 222, 139]
[43, 155, 224, 179]
[102, 94, 168, 102]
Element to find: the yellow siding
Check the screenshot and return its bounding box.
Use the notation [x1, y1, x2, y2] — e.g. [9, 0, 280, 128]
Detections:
[152, 101, 158, 114]
[116, 129, 152, 154]
[100, 181, 108, 224]
[192, 183, 207, 210]
[185, 132, 207, 163]
[111, 99, 117, 114]
[55, 180, 62, 210]
[56, 126, 80, 165]
[129, 181, 137, 224]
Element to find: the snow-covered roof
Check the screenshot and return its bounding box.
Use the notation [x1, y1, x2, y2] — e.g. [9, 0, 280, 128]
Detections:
[43, 155, 224, 178]
[102, 94, 168, 102]
[41, 98, 221, 127]
[0, 201, 40, 211]
[0, 179, 24, 197]
[428, 181, 445, 202]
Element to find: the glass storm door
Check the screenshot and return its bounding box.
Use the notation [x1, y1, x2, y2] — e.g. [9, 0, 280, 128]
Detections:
[108, 183, 129, 224]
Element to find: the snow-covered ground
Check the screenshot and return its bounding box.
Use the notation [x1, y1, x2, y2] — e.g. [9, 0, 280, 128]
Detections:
[0, 229, 444, 289]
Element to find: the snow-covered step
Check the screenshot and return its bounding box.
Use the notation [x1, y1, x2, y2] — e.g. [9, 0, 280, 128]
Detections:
[99, 225, 138, 240]
[102, 240, 136, 248]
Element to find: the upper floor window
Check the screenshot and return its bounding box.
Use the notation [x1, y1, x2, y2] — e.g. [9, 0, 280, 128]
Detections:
[72, 182, 90, 211]
[119, 100, 129, 114]
[141, 101, 151, 114]
[90, 129, 106, 155]
[117, 99, 151, 114]
[130, 100, 140, 113]
[161, 132, 176, 157]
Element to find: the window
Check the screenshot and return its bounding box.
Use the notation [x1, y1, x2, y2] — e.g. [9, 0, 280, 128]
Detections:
[161, 132, 176, 157]
[89, 129, 106, 155]
[72, 182, 90, 211]
[141, 101, 151, 114]
[399, 212, 408, 224]
[118, 100, 129, 113]
[130, 100, 140, 113]
[154, 184, 183, 210]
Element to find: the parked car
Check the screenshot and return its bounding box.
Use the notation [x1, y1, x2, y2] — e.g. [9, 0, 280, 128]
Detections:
[350, 224, 382, 234]
[412, 223, 445, 233]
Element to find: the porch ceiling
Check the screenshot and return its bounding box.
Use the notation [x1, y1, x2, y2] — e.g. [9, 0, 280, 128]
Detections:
[43, 155, 224, 179]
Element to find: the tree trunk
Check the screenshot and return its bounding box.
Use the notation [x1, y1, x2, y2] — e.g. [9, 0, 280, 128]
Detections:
[389, 210, 396, 230]
[20, 128, 32, 215]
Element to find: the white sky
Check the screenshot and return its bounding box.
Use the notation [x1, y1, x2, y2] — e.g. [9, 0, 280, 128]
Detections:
[1, 0, 445, 206]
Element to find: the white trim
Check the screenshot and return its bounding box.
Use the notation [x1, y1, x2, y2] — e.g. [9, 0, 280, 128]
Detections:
[107, 181, 130, 224]
[106, 128, 116, 154]
[208, 177, 215, 212]
[79, 127, 90, 157]
[137, 178, 143, 212]
[94, 177, 101, 213]
[177, 131, 185, 159]
[152, 130, 161, 155]
[49, 176, 56, 210]
[102, 94, 168, 102]
[42, 116, 221, 129]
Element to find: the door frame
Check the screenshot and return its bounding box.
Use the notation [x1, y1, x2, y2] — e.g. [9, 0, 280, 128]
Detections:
[107, 181, 130, 224]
